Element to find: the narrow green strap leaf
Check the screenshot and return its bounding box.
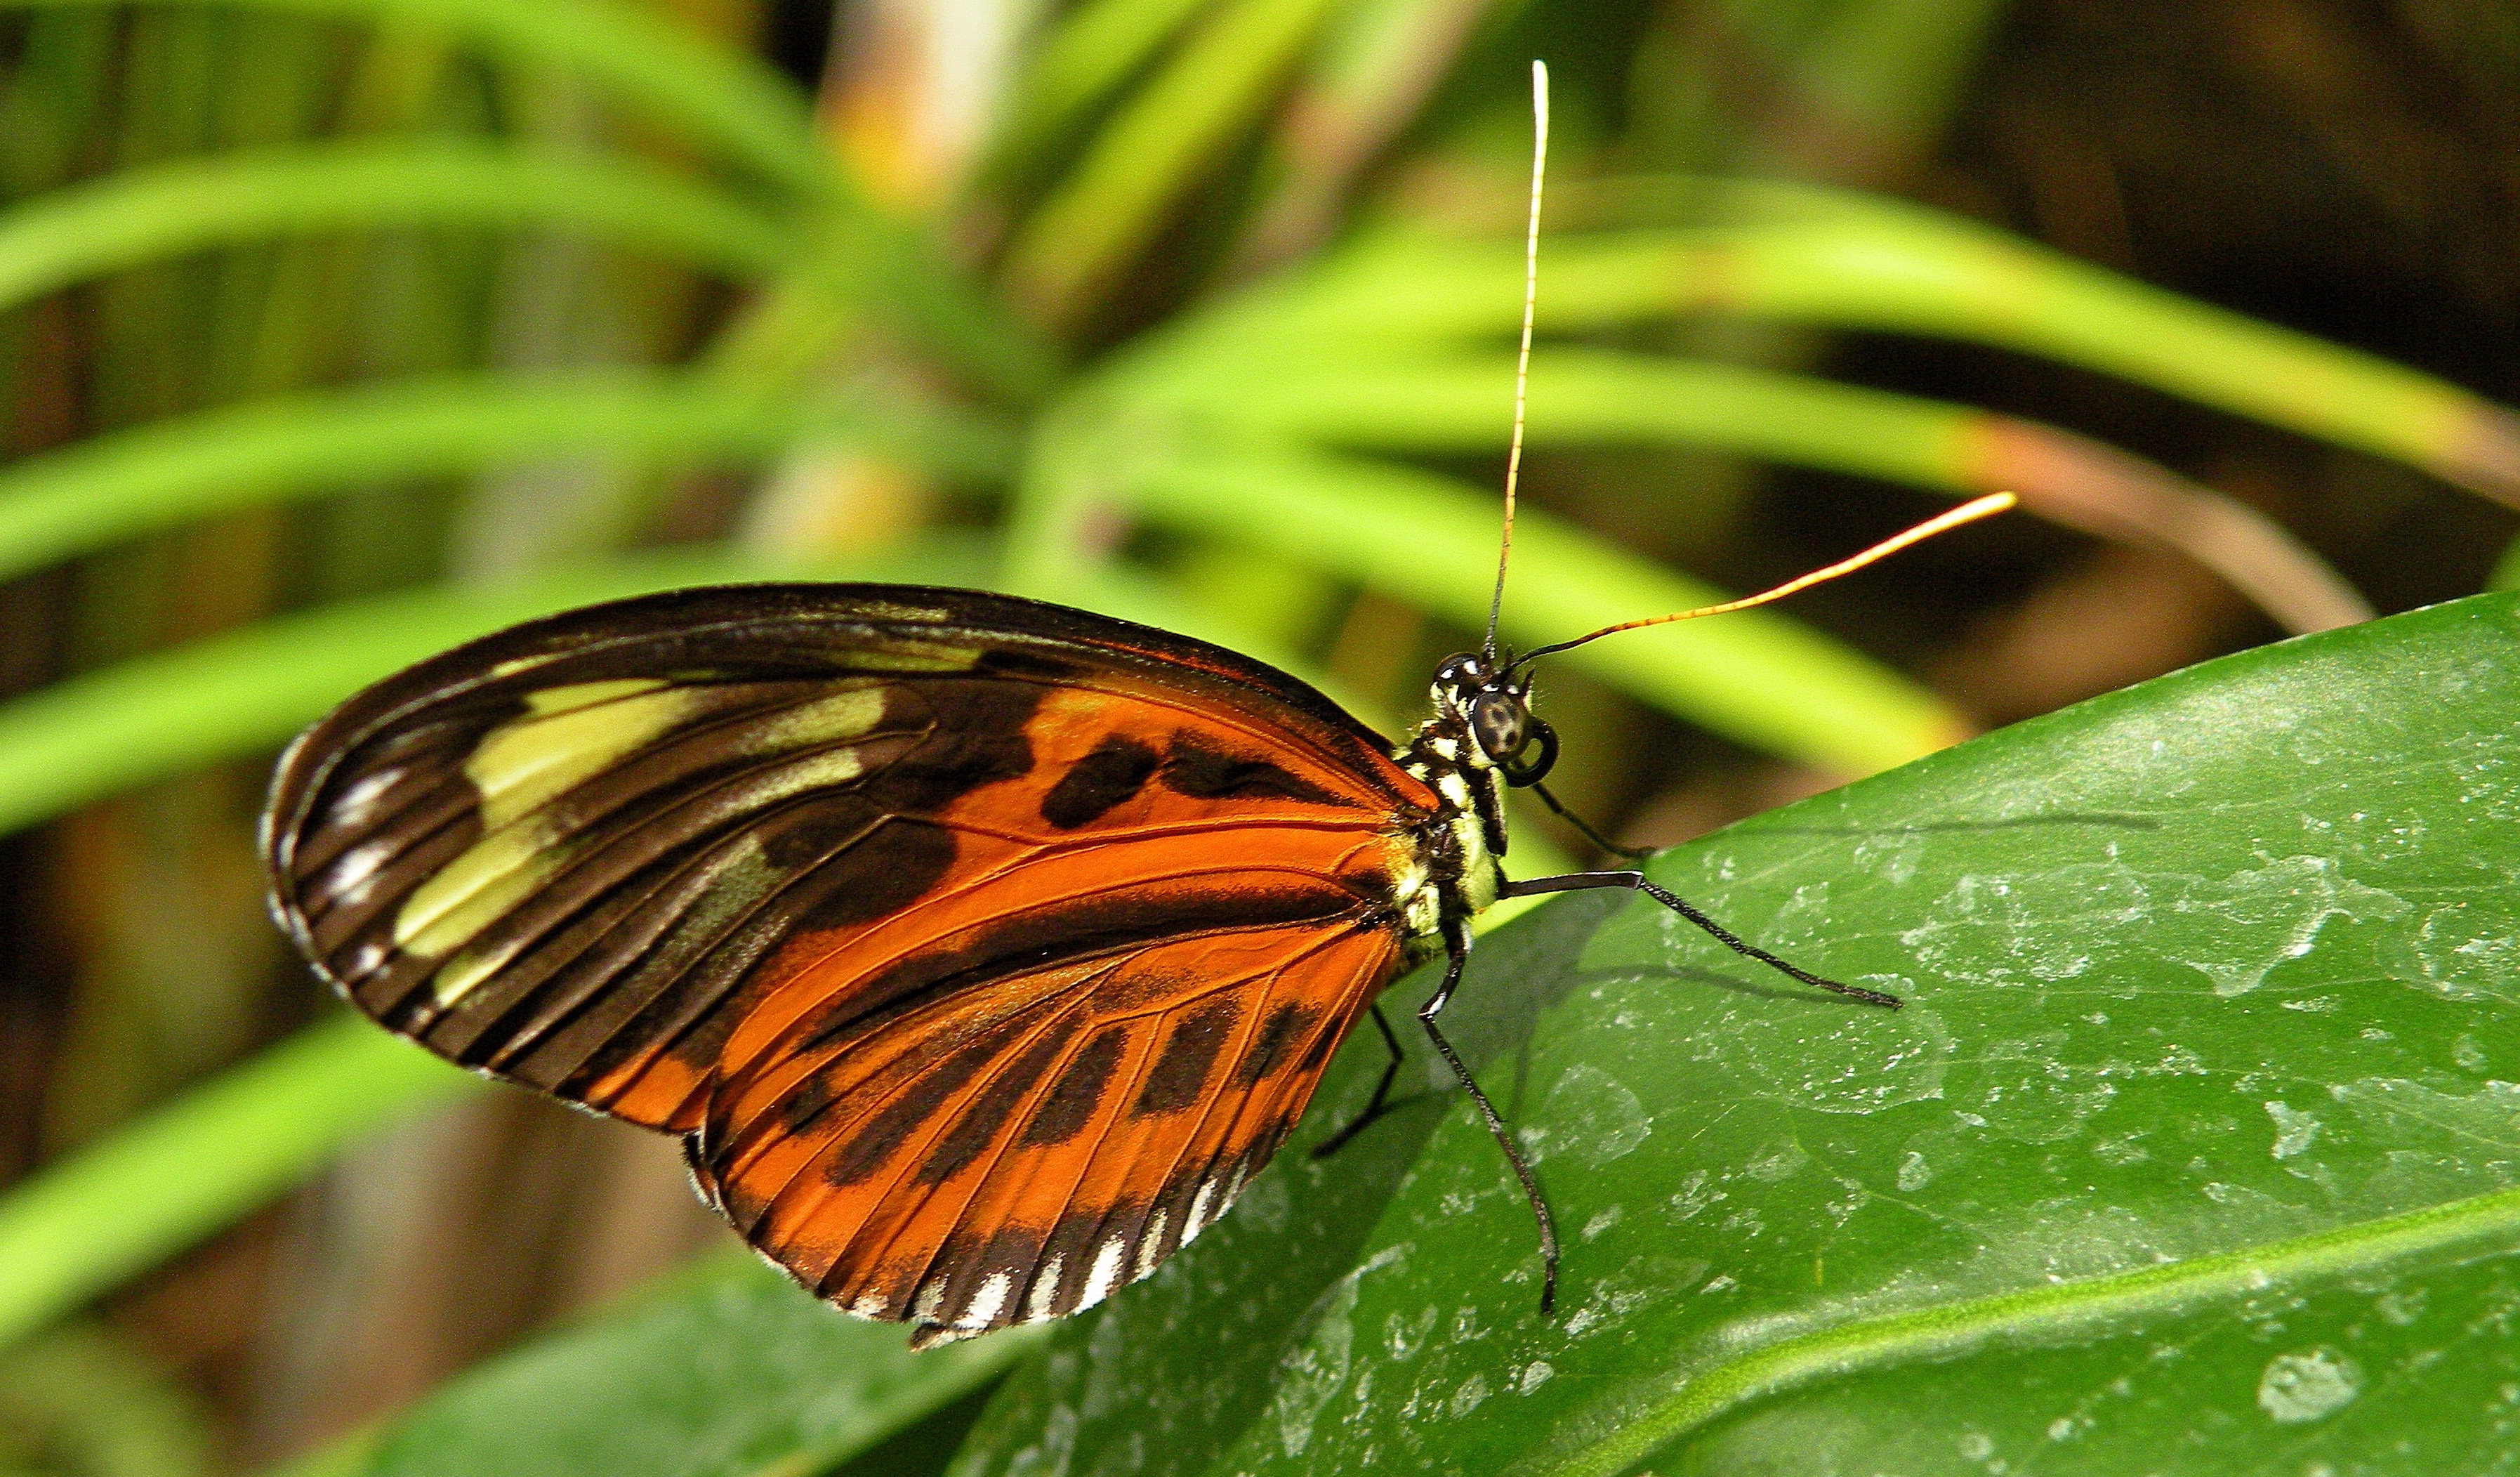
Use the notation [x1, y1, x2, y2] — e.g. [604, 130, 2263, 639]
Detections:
[1090, 448, 1968, 773]
[0, 0, 1058, 400]
[1154, 348, 2371, 632]
[350, 1257, 1045, 1477]
[1155, 346, 1981, 489]
[1001, 0, 1347, 327]
[0, 140, 803, 317]
[1714, 199, 2515, 500]
[0, 372, 1012, 584]
[1263, 209, 2520, 504]
[984, 0, 1220, 179]
[0, 1016, 474, 1353]
[0, 0, 829, 197]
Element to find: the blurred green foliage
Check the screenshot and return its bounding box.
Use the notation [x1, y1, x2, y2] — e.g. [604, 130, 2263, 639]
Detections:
[0, 0, 2512, 1472]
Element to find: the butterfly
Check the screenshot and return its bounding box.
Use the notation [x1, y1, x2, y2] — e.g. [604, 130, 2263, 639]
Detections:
[258, 63, 2014, 1348]
[257, 496, 2006, 1350]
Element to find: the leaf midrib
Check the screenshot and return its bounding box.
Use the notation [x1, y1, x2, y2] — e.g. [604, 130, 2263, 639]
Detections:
[1516, 1180, 2520, 1477]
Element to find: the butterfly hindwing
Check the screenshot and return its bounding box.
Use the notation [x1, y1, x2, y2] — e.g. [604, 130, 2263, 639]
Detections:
[697, 910, 1402, 1344]
[263, 583, 1438, 1335]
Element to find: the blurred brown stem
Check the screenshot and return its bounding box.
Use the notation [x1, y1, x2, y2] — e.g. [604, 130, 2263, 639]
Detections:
[1972, 416, 2373, 634]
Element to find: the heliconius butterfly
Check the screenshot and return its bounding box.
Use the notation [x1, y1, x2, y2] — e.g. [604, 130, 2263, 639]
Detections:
[258, 65, 2013, 1350]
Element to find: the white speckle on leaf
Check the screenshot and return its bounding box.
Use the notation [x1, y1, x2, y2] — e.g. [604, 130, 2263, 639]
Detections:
[2151, 1044, 2208, 1076]
[2258, 1347, 2363, 1423]
[1383, 1306, 1436, 1361]
[1517, 1360, 1554, 1394]
[1896, 1151, 1933, 1191]
[1581, 1204, 1623, 1241]
[2266, 1101, 2323, 1160]
[2179, 856, 2407, 997]
[1519, 1063, 1650, 1166]
[1447, 1373, 1490, 1419]
[2455, 1034, 2488, 1071]
[1271, 1287, 1356, 1457]
[2333, 1076, 2520, 1150]
[1744, 1141, 1809, 1182]
[1666, 1171, 1725, 1221]
[2388, 905, 2520, 1004]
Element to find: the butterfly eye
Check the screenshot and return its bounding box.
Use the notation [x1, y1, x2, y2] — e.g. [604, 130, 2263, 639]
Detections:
[1470, 690, 1530, 763]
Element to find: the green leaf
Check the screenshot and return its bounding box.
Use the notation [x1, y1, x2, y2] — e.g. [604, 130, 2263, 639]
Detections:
[0, 1017, 471, 1351]
[1256, 202, 2520, 505]
[348, 1258, 1038, 1477]
[1160, 347, 1985, 492]
[0, 373, 1012, 584]
[1000, 0, 1347, 327]
[0, 0, 1057, 399]
[947, 591, 2520, 1474]
[984, 0, 1218, 181]
[0, 140, 805, 317]
[0, 0, 829, 197]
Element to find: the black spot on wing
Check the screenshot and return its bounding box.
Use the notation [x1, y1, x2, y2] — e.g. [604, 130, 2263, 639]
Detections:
[1232, 1000, 1314, 1087]
[915, 1027, 1072, 1185]
[1039, 733, 1160, 829]
[1159, 729, 1341, 807]
[1020, 1028, 1127, 1148]
[1133, 1000, 1239, 1115]
[1297, 1013, 1344, 1075]
[814, 1013, 1031, 1190]
[869, 678, 1039, 813]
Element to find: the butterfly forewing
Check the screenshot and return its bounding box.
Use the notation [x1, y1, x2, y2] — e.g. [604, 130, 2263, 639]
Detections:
[263, 584, 1437, 1341]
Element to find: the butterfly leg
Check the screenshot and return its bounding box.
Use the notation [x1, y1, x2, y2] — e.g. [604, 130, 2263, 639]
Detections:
[1500, 871, 1901, 1008]
[1416, 920, 1561, 1315]
[1527, 780, 1650, 859]
[1310, 1004, 1407, 1160]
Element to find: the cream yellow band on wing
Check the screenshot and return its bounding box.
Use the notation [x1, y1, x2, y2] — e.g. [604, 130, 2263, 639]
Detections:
[397, 677, 895, 1008]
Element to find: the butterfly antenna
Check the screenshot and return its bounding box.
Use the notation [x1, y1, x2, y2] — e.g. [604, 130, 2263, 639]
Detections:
[1484, 58, 1549, 662]
[1512, 492, 2020, 669]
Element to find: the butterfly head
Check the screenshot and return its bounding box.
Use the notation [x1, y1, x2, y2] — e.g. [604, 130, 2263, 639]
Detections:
[1430, 652, 1557, 789]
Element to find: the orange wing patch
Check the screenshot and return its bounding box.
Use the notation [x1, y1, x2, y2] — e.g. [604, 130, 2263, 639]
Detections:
[697, 910, 1403, 1344]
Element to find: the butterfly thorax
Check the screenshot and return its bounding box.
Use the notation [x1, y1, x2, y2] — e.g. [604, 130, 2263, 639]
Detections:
[1390, 658, 1516, 957]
